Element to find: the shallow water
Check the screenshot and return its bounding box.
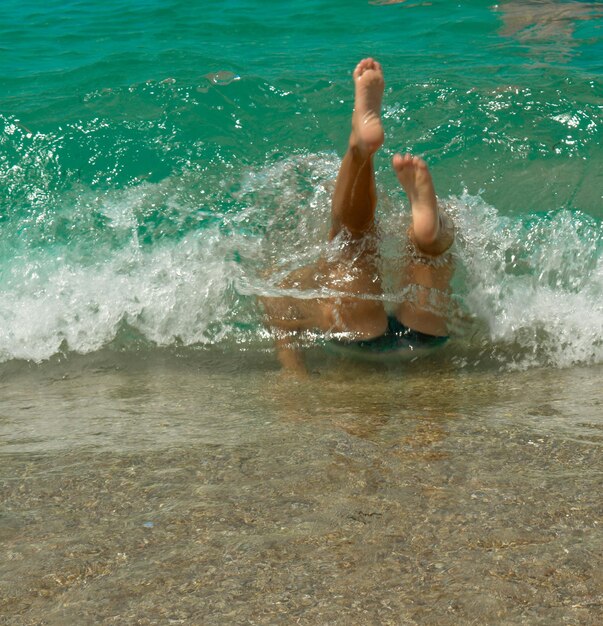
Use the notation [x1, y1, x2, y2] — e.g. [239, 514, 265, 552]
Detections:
[1, 351, 602, 624]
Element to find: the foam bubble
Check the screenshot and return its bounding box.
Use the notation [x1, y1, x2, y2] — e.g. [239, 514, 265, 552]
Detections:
[0, 174, 256, 362]
[0, 152, 601, 369]
[451, 192, 603, 368]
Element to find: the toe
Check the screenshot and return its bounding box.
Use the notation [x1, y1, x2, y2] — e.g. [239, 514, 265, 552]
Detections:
[354, 58, 381, 78]
[354, 60, 367, 77]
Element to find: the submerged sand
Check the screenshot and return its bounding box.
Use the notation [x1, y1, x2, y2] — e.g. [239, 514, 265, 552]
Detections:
[1, 349, 602, 625]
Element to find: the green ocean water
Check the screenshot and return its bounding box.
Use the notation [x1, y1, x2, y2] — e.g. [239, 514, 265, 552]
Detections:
[1, 0, 602, 367]
[2, 4, 603, 624]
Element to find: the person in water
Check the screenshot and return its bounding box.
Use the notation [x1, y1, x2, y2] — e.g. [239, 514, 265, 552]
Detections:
[262, 58, 454, 373]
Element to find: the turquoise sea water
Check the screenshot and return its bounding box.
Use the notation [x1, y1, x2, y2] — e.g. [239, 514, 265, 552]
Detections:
[1, 0, 602, 368]
[2, 4, 603, 624]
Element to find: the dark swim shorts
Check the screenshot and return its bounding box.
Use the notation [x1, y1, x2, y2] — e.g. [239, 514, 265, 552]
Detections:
[329, 315, 448, 354]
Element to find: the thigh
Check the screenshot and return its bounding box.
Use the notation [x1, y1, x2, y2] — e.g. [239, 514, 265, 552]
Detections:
[395, 256, 454, 337]
[264, 237, 388, 339]
[320, 237, 388, 338]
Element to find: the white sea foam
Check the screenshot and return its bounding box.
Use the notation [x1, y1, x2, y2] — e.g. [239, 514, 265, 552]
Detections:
[450, 192, 603, 368]
[0, 178, 253, 362]
[1, 154, 601, 369]
[0, 235, 245, 362]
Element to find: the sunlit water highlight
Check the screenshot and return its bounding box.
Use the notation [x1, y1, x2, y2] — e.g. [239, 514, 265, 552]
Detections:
[1, 1, 602, 624]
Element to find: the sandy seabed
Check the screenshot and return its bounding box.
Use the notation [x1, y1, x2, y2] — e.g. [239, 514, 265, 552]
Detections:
[1, 348, 602, 625]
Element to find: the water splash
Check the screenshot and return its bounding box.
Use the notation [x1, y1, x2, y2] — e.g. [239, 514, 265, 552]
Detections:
[451, 192, 603, 368]
[1, 143, 601, 368]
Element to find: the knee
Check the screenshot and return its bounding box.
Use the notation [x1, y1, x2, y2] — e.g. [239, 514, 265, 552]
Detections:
[411, 213, 454, 256]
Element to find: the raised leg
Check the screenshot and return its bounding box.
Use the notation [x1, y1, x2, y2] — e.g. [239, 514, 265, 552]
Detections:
[323, 58, 388, 338]
[392, 153, 453, 255]
[392, 154, 455, 337]
[261, 59, 389, 373]
[330, 58, 384, 239]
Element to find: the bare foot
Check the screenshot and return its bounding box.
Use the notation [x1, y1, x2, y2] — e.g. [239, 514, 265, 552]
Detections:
[393, 153, 451, 253]
[350, 58, 385, 156]
[392, 153, 437, 211]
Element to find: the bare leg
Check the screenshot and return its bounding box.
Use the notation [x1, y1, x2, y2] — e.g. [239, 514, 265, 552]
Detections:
[330, 58, 385, 239]
[261, 59, 389, 372]
[323, 58, 388, 338]
[392, 153, 453, 254]
[392, 154, 454, 337]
